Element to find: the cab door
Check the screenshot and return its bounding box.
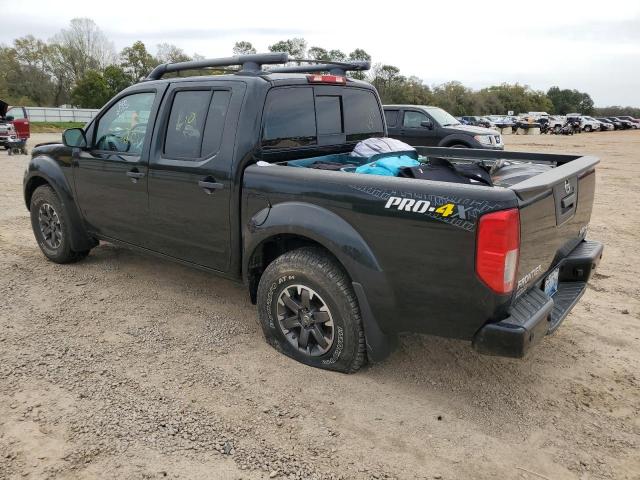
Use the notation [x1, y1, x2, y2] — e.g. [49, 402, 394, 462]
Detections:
[145, 81, 245, 272]
[74, 88, 165, 245]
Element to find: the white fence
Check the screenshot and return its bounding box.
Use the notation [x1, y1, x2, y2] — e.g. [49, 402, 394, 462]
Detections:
[25, 107, 99, 123]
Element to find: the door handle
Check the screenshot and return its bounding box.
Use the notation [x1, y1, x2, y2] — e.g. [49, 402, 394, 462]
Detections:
[126, 169, 145, 183]
[198, 178, 224, 194]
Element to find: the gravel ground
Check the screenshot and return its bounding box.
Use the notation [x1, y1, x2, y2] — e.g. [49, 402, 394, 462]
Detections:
[1, 132, 639, 480]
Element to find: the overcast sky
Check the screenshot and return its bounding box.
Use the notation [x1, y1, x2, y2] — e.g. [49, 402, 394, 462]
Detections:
[1, 0, 639, 106]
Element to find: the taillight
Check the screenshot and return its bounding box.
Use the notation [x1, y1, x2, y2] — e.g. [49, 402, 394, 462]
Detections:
[476, 208, 520, 294]
[306, 74, 347, 85]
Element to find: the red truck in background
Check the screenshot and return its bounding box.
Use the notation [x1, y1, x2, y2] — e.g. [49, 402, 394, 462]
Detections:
[0, 100, 30, 151]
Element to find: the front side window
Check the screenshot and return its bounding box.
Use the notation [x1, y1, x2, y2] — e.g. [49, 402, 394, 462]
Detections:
[263, 87, 316, 149]
[403, 110, 429, 128]
[95, 92, 155, 155]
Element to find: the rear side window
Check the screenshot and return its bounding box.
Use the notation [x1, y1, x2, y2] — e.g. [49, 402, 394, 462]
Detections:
[164, 89, 231, 159]
[263, 87, 316, 149]
[165, 90, 211, 158]
[201, 90, 231, 157]
[384, 109, 399, 127]
[343, 89, 384, 141]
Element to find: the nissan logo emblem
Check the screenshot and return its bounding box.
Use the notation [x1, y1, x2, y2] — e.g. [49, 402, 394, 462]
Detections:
[564, 180, 572, 194]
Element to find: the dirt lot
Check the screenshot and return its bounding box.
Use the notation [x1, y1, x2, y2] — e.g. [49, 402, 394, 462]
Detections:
[1, 131, 639, 480]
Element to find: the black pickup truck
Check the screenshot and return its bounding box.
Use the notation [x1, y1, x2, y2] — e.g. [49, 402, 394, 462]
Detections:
[24, 53, 603, 373]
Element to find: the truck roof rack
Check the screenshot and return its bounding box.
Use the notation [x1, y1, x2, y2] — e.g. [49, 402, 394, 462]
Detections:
[268, 60, 371, 76]
[145, 52, 289, 80]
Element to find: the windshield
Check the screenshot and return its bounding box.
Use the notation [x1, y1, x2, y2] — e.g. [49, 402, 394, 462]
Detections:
[425, 107, 460, 126]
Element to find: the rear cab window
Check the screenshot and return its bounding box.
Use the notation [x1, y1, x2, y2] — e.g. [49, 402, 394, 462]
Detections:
[262, 88, 316, 149]
[261, 85, 383, 151]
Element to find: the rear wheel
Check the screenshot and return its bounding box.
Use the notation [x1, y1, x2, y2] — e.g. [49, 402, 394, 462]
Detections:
[30, 185, 90, 263]
[584, 125, 592, 132]
[257, 247, 366, 373]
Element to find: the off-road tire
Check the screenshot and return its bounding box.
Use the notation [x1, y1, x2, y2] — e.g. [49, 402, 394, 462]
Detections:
[30, 185, 90, 264]
[257, 247, 366, 373]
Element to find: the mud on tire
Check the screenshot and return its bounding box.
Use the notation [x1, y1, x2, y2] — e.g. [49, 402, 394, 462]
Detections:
[256, 247, 366, 373]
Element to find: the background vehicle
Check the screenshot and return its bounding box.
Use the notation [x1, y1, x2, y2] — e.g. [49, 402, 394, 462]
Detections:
[615, 116, 639, 128]
[595, 118, 615, 131]
[527, 111, 550, 119]
[460, 116, 493, 128]
[387, 106, 503, 149]
[23, 53, 602, 373]
[486, 115, 515, 129]
[599, 117, 622, 130]
[547, 115, 566, 133]
[0, 102, 30, 149]
[579, 116, 602, 132]
[607, 117, 632, 129]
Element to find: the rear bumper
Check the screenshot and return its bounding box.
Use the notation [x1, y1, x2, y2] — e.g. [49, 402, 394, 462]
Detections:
[472, 239, 604, 358]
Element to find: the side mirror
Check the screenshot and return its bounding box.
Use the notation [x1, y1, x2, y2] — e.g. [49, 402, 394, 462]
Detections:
[420, 119, 433, 130]
[62, 128, 87, 148]
[5, 115, 14, 122]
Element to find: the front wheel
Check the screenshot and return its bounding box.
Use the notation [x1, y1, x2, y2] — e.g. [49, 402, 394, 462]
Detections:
[257, 247, 366, 373]
[30, 185, 91, 263]
[584, 125, 592, 132]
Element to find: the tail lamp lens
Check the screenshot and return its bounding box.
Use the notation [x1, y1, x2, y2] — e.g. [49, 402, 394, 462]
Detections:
[476, 208, 520, 294]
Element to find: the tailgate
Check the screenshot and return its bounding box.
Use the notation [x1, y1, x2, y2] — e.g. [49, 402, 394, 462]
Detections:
[511, 155, 599, 296]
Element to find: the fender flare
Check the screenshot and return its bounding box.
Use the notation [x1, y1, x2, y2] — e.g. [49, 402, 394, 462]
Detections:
[244, 201, 395, 361]
[438, 134, 473, 148]
[24, 155, 97, 252]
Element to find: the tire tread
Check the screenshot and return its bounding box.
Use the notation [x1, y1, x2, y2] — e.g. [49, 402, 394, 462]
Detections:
[259, 247, 366, 373]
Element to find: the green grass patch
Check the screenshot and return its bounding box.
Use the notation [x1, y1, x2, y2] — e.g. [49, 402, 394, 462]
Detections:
[30, 122, 85, 133]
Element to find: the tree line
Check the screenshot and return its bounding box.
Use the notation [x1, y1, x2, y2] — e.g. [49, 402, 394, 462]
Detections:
[1, 18, 637, 117]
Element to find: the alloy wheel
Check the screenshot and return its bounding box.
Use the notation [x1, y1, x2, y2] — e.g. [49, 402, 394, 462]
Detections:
[276, 285, 334, 356]
[38, 203, 62, 249]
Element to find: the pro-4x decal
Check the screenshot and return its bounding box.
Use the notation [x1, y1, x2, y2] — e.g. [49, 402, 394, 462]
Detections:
[349, 184, 509, 231]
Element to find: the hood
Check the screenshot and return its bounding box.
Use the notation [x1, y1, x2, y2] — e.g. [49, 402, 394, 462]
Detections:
[32, 142, 65, 157]
[444, 124, 498, 136]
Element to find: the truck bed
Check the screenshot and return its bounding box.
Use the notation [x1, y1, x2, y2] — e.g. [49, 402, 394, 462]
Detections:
[243, 147, 599, 342]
